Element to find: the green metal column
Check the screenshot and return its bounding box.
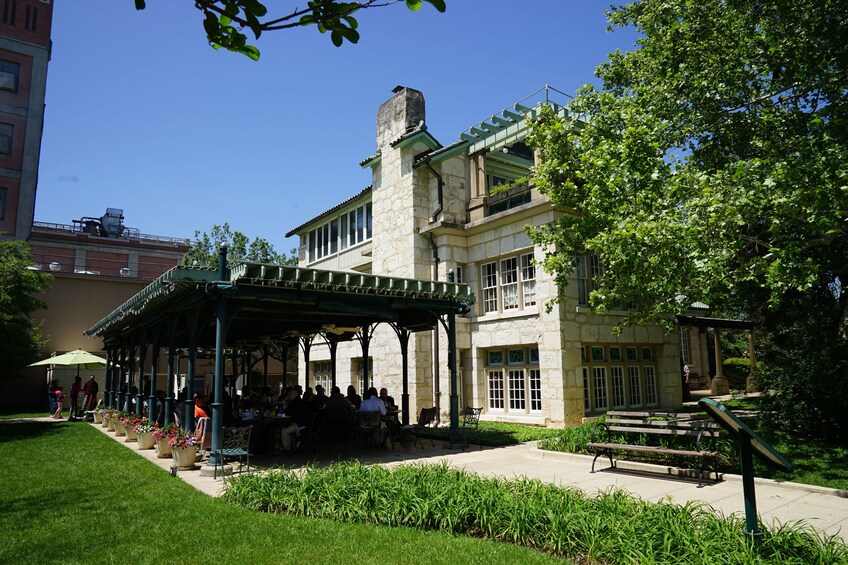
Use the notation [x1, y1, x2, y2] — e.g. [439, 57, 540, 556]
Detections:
[740, 431, 763, 542]
[104, 346, 113, 409]
[124, 339, 135, 413]
[447, 303, 459, 446]
[185, 310, 199, 432]
[164, 318, 177, 427]
[148, 328, 160, 423]
[209, 244, 229, 467]
[135, 334, 147, 417]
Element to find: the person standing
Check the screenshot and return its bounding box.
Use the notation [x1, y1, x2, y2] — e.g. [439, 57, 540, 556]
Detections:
[53, 387, 66, 419]
[68, 376, 82, 421]
[82, 376, 99, 411]
[47, 379, 58, 417]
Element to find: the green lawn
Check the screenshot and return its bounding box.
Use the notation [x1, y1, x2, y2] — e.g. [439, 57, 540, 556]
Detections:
[0, 417, 562, 565]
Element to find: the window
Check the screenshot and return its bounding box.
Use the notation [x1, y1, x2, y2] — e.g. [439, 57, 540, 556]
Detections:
[480, 252, 539, 315]
[354, 357, 372, 395]
[3, 0, 16, 26]
[0, 60, 19, 92]
[0, 123, 11, 154]
[311, 361, 332, 391]
[486, 346, 541, 414]
[679, 326, 691, 364]
[582, 343, 659, 414]
[576, 254, 600, 306]
[0, 187, 6, 221]
[24, 4, 35, 32]
[307, 202, 372, 262]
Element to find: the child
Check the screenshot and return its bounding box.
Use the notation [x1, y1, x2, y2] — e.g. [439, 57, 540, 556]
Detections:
[53, 387, 66, 419]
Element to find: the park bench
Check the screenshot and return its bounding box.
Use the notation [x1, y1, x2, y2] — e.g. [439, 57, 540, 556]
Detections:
[587, 410, 721, 487]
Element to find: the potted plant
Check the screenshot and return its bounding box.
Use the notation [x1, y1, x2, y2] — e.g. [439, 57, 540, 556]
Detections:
[93, 408, 105, 424]
[168, 428, 199, 470]
[135, 421, 156, 450]
[153, 424, 178, 458]
[113, 411, 127, 436]
[122, 415, 142, 442]
[104, 408, 117, 429]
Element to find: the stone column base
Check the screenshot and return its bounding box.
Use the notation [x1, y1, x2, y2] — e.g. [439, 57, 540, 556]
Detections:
[200, 462, 232, 478]
[710, 376, 730, 395]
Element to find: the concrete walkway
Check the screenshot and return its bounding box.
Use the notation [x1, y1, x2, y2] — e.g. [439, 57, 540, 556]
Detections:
[84, 419, 848, 544]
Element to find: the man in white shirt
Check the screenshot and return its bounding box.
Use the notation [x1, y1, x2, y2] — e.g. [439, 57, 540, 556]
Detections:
[359, 387, 387, 445]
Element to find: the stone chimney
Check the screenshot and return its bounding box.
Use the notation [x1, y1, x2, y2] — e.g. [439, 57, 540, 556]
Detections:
[376, 85, 425, 150]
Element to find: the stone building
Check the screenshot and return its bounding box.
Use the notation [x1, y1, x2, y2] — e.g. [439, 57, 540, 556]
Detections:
[286, 86, 684, 427]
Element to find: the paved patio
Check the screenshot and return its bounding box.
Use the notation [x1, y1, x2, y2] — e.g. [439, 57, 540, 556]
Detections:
[78, 417, 848, 544]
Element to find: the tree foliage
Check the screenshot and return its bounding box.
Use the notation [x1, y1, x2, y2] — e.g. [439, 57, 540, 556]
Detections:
[182, 223, 297, 268]
[527, 0, 847, 332]
[133, 0, 447, 60]
[0, 239, 51, 372]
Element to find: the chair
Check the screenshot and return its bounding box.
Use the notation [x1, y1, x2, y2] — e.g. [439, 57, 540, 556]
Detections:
[358, 411, 386, 448]
[83, 399, 103, 422]
[193, 417, 212, 460]
[215, 426, 252, 483]
[402, 407, 438, 449]
[459, 407, 483, 450]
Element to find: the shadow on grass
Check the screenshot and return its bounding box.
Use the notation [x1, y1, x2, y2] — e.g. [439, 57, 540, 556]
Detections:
[0, 419, 65, 442]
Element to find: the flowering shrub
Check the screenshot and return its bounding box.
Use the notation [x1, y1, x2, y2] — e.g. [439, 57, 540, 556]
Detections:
[121, 414, 143, 429]
[134, 421, 156, 434]
[153, 423, 179, 441]
[168, 428, 199, 449]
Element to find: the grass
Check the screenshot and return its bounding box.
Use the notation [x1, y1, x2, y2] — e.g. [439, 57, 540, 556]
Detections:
[224, 460, 847, 564]
[424, 420, 560, 447]
[0, 417, 564, 565]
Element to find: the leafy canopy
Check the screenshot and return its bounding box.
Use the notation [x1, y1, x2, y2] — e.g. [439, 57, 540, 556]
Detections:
[133, 0, 447, 60]
[182, 223, 297, 268]
[527, 0, 848, 332]
[0, 239, 51, 372]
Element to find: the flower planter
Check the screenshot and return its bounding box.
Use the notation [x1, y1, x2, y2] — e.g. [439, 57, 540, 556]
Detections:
[155, 438, 172, 458]
[102, 415, 110, 428]
[137, 431, 155, 450]
[124, 425, 138, 442]
[93, 412, 103, 424]
[171, 445, 197, 470]
[114, 419, 126, 437]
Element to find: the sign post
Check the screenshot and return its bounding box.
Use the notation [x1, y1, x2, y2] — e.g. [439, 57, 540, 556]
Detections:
[698, 398, 793, 543]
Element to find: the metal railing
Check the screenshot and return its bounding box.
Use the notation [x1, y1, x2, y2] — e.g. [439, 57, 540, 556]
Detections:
[31, 221, 189, 247]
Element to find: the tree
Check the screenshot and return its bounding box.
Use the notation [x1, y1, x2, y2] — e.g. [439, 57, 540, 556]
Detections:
[182, 223, 297, 268]
[526, 0, 847, 436]
[528, 0, 846, 330]
[0, 239, 51, 373]
[133, 0, 446, 60]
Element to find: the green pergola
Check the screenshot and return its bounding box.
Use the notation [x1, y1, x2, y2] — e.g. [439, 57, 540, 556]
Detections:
[85, 248, 475, 467]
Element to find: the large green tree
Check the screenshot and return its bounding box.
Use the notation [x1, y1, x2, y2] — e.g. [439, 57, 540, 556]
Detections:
[133, 0, 446, 60]
[0, 240, 51, 372]
[182, 223, 297, 268]
[527, 0, 847, 436]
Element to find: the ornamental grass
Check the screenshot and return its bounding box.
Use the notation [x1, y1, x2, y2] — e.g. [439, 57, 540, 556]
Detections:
[223, 461, 847, 564]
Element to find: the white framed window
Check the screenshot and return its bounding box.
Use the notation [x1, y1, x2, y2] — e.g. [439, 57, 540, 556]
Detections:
[644, 366, 657, 406]
[610, 366, 625, 408]
[307, 202, 372, 263]
[482, 262, 498, 313]
[679, 326, 691, 364]
[311, 361, 332, 392]
[582, 343, 659, 414]
[480, 251, 539, 315]
[485, 346, 542, 415]
[487, 369, 504, 410]
[576, 254, 601, 306]
[353, 357, 372, 395]
[521, 253, 536, 307]
[0, 60, 19, 92]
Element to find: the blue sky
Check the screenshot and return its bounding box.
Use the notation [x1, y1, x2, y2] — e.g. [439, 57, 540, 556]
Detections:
[35, 1, 639, 252]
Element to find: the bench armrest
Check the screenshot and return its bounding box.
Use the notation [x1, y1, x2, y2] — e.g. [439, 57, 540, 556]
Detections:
[589, 421, 609, 443]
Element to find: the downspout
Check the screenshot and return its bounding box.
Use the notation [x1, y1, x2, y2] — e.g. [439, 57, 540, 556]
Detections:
[427, 232, 441, 420]
[426, 159, 443, 223]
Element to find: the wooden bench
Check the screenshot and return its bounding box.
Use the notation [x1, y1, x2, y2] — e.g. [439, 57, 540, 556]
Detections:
[587, 410, 721, 487]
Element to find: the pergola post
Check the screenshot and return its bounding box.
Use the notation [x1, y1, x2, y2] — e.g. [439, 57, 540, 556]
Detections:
[746, 330, 760, 392]
[185, 310, 199, 432]
[124, 338, 135, 413]
[327, 337, 338, 389]
[710, 329, 730, 395]
[447, 303, 460, 447]
[391, 324, 411, 426]
[117, 344, 127, 410]
[148, 327, 160, 423]
[206, 244, 231, 475]
[262, 342, 269, 391]
[164, 317, 177, 427]
[135, 332, 147, 417]
[300, 335, 314, 389]
[357, 324, 375, 392]
[104, 346, 114, 409]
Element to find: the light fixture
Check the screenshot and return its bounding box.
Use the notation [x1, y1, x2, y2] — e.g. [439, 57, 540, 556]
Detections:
[48, 262, 61, 272]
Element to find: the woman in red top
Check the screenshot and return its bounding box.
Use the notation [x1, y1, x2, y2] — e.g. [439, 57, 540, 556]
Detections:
[194, 394, 210, 419]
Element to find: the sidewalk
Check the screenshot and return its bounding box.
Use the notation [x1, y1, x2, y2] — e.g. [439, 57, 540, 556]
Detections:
[86, 419, 848, 544]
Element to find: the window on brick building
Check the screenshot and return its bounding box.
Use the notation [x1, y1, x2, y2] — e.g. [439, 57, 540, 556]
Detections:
[0, 59, 19, 92]
[3, 0, 17, 26]
[0, 123, 12, 154]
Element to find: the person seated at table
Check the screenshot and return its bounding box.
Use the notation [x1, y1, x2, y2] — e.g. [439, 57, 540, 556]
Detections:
[302, 387, 315, 409]
[312, 384, 328, 410]
[325, 385, 353, 439]
[359, 387, 388, 446]
[346, 385, 362, 410]
[278, 388, 310, 453]
[378, 387, 396, 409]
[194, 393, 210, 419]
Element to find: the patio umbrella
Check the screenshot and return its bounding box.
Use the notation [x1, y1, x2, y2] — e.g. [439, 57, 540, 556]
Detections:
[29, 348, 107, 378]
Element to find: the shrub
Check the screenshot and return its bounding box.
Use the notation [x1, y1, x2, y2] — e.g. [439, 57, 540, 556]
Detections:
[722, 357, 750, 391]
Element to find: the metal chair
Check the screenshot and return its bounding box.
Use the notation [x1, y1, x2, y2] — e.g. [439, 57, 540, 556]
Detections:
[193, 417, 212, 460]
[215, 426, 252, 483]
[459, 407, 483, 450]
[402, 407, 438, 448]
[358, 411, 386, 448]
